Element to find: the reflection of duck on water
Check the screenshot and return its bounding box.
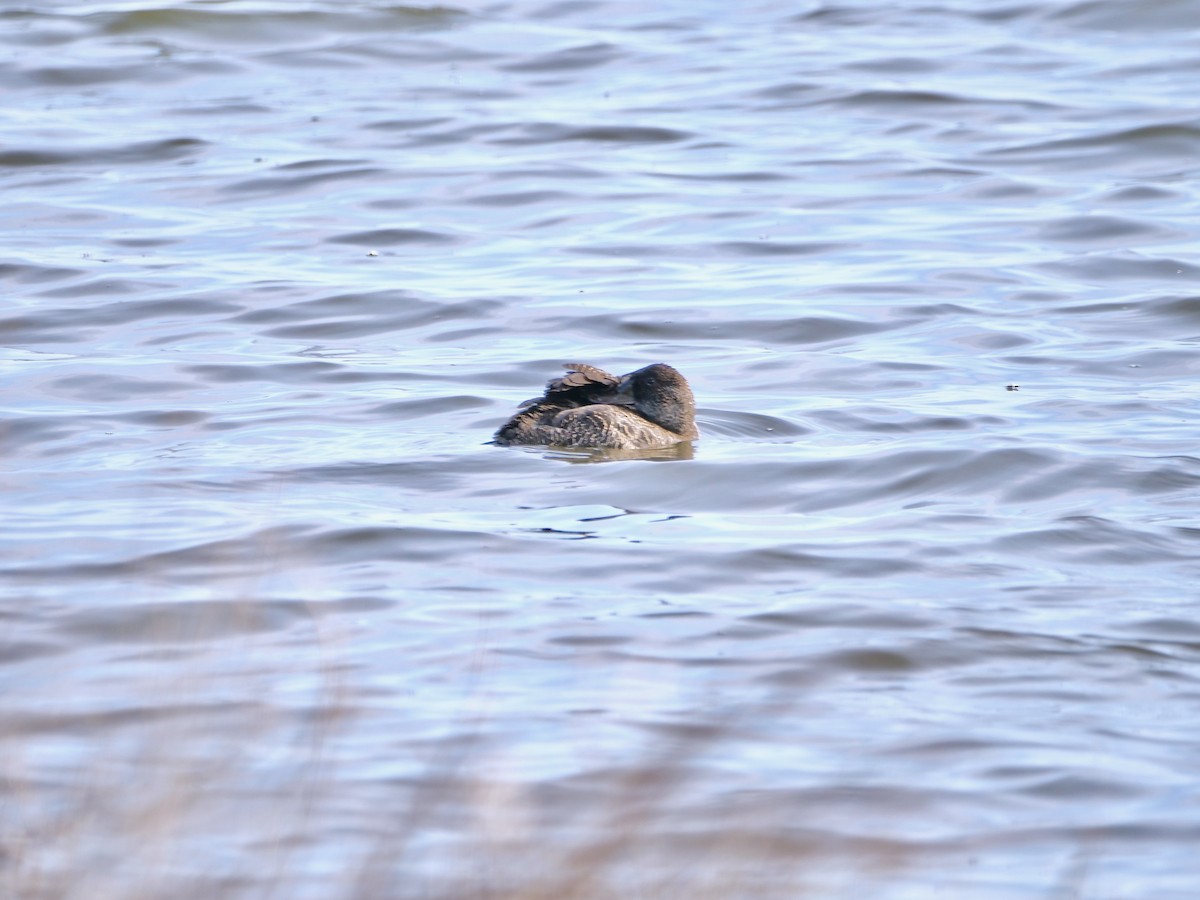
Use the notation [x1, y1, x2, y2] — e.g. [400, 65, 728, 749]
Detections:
[494, 363, 699, 450]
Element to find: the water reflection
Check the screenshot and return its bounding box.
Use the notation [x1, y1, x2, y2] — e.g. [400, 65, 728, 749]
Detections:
[540, 442, 697, 463]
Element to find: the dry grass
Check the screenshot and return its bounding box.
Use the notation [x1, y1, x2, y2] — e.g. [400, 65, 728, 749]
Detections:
[0, 584, 919, 900]
[1, 685, 913, 900]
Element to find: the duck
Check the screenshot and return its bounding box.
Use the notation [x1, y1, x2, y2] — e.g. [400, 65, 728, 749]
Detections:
[494, 362, 699, 450]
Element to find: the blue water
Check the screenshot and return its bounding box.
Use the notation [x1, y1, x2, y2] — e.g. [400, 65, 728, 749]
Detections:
[3, 1, 1200, 897]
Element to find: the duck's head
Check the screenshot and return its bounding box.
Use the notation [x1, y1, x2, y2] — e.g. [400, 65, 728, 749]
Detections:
[618, 363, 697, 437]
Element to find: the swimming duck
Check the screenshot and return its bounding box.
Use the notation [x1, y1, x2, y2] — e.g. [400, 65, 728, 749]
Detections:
[494, 363, 699, 450]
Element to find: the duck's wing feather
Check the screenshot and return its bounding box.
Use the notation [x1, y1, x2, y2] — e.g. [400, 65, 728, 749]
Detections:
[547, 363, 620, 393]
[540, 363, 631, 407]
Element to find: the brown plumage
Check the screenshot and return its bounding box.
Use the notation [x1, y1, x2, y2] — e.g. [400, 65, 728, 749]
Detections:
[494, 363, 699, 450]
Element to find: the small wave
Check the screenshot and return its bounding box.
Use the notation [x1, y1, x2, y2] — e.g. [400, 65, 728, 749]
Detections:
[0, 137, 206, 168]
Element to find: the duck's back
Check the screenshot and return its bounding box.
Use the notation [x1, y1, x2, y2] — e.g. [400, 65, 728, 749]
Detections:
[493, 363, 626, 446]
[546, 404, 689, 449]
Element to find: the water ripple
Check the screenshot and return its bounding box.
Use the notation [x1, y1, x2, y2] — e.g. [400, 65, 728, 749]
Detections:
[5, 0, 1200, 896]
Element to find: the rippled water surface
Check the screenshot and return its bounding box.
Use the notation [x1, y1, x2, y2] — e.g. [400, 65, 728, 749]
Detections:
[4, 0, 1200, 896]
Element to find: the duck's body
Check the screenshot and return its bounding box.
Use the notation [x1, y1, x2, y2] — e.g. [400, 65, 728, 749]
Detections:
[494, 363, 698, 450]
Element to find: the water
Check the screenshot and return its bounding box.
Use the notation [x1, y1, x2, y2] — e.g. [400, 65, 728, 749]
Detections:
[3, 1, 1200, 896]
